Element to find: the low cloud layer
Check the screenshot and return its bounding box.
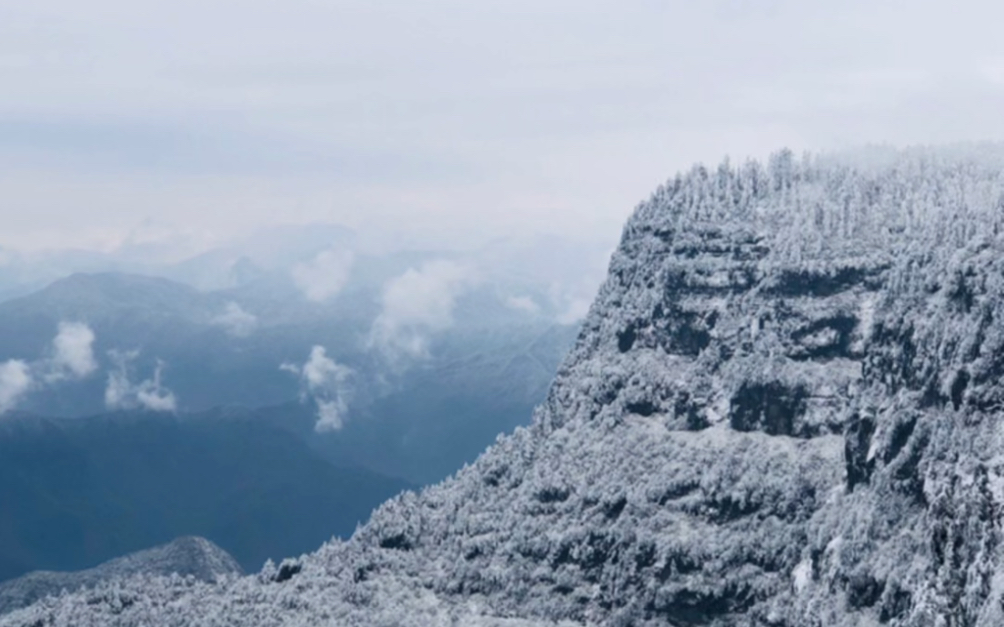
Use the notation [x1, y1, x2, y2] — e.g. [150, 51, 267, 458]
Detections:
[105, 350, 177, 412]
[0, 321, 181, 416]
[212, 302, 258, 338]
[291, 249, 355, 302]
[282, 345, 355, 432]
[505, 295, 541, 315]
[0, 321, 99, 415]
[0, 360, 32, 414]
[554, 295, 593, 325]
[369, 260, 476, 360]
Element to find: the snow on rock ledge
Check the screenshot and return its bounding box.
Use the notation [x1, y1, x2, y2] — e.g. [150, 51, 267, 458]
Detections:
[8, 146, 1004, 626]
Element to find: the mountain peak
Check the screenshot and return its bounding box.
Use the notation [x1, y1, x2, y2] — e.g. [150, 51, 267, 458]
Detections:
[0, 272, 206, 322]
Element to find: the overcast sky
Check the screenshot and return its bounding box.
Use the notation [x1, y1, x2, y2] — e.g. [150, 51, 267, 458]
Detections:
[3, 0, 1004, 254]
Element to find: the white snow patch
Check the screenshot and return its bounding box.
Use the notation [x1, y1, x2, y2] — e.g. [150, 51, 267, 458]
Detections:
[792, 558, 812, 594]
[852, 293, 878, 353]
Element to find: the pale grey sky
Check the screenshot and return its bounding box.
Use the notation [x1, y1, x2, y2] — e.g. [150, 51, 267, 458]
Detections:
[2, 0, 1004, 253]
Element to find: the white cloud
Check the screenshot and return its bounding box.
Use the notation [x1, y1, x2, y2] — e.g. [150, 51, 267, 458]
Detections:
[0, 360, 33, 414]
[505, 295, 540, 315]
[301, 345, 352, 392]
[314, 398, 349, 433]
[104, 350, 136, 410]
[46, 321, 98, 381]
[105, 350, 177, 412]
[212, 302, 257, 337]
[291, 249, 354, 302]
[547, 279, 598, 325]
[135, 363, 178, 412]
[555, 297, 592, 325]
[0, 321, 98, 415]
[369, 260, 476, 359]
[282, 345, 354, 432]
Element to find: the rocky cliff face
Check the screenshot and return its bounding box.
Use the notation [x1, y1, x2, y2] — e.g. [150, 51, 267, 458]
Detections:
[6, 146, 1004, 626]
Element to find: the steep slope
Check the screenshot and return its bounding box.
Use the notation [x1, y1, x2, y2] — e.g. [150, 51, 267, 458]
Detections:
[8, 146, 1004, 625]
[0, 537, 241, 616]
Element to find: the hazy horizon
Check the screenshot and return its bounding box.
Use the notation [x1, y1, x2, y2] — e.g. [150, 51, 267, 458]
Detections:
[5, 0, 1004, 255]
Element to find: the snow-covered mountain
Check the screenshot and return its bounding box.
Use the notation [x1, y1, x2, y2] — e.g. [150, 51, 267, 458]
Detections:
[0, 537, 241, 616]
[7, 146, 1004, 625]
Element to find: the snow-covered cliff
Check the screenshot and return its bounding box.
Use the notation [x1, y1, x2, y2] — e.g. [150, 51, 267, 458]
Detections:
[7, 146, 1004, 626]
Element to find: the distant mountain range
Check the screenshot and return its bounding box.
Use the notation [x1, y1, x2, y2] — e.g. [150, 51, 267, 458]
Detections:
[0, 225, 612, 309]
[0, 269, 579, 484]
[0, 231, 595, 614]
